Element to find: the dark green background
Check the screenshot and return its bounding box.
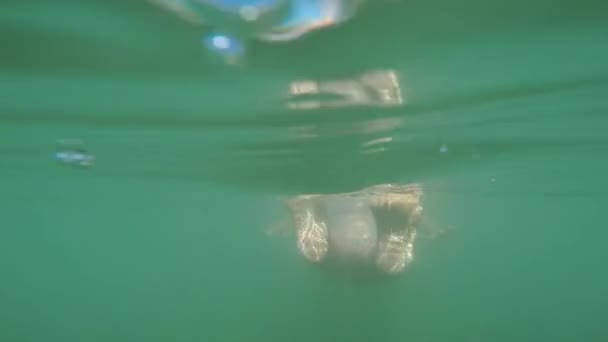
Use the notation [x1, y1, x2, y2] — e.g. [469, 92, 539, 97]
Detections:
[1, 1, 608, 341]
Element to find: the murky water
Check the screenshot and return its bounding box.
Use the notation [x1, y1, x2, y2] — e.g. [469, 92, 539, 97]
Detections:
[1, 1, 608, 341]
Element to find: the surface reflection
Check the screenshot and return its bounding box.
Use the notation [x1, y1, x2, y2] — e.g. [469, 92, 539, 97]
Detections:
[149, 0, 364, 62]
[149, 0, 362, 41]
[285, 80, 404, 154]
[287, 70, 404, 110]
[289, 116, 403, 136]
[258, 0, 363, 42]
[285, 183, 423, 275]
[286, 116, 401, 155]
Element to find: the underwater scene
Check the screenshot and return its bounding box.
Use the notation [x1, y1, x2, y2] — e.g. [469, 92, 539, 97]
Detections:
[1, 1, 608, 341]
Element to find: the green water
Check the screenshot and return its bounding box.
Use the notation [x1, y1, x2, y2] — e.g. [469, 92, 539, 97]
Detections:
[2, 1, 608, 341]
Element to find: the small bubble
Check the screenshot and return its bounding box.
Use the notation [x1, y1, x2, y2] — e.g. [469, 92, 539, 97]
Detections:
[439, 144, 448, 153]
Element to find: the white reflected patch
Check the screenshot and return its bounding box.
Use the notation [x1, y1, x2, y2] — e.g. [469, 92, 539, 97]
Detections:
[287, 70, 404, 110]
[361, 137, 393, 154]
